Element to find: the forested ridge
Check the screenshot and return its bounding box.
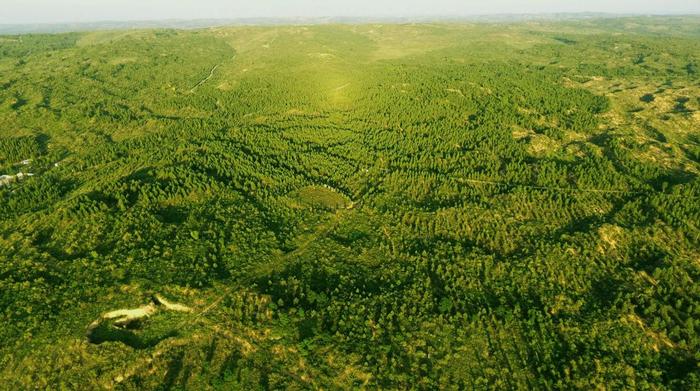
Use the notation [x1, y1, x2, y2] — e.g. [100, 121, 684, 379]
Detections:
[0, 18, 699, 389]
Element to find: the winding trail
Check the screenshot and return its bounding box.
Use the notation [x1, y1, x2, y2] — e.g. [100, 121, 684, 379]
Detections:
[190, 64, 221, 93]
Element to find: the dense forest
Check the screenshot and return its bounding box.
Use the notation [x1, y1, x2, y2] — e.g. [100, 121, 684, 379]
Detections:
[0, 17, 699, 389]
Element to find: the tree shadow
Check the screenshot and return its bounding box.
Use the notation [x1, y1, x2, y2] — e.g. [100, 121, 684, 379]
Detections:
[159, 351, 185, 390]
[87, 322, 178, 350]
[11, 94, 28, 111]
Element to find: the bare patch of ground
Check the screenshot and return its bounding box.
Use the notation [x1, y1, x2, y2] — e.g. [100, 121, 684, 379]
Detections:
[596, 224, 625, 254]
[308, 52, 337, 59]
[109, 57, 137, 66]
[86, 294, 192, 344]
[624, 313, 676, 352]
[527, 134, 559, 156]
[511, 126, 533, 140]
[0, 172, 34, 187]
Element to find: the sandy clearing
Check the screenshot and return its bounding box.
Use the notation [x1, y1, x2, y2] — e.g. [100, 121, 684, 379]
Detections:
[155, 294, 193, 313]
[0, 172, 34, 187]
[86, 294, 193, 338]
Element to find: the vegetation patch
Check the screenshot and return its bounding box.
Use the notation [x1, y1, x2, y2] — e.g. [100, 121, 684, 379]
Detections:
[289, 185, 351, 210]
[1, 18, 700, 390]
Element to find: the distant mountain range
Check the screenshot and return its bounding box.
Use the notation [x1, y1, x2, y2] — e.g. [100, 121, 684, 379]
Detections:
[0, 13, 697, 34]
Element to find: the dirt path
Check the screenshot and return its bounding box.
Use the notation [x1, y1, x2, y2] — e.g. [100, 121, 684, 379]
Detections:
[190, 64, 221, 93]
[334, 83, 351, 92]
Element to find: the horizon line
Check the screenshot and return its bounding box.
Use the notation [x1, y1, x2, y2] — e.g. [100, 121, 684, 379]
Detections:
[2, 12, 700, 27]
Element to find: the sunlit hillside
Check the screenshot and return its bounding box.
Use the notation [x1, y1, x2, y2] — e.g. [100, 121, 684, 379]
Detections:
[1, 17, 699, 389]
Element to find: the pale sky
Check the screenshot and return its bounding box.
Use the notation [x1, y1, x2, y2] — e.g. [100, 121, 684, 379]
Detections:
[2, 0, 699, 24]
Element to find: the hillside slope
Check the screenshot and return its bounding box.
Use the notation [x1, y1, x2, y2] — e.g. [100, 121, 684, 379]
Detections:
[1, 19, 699, 389]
